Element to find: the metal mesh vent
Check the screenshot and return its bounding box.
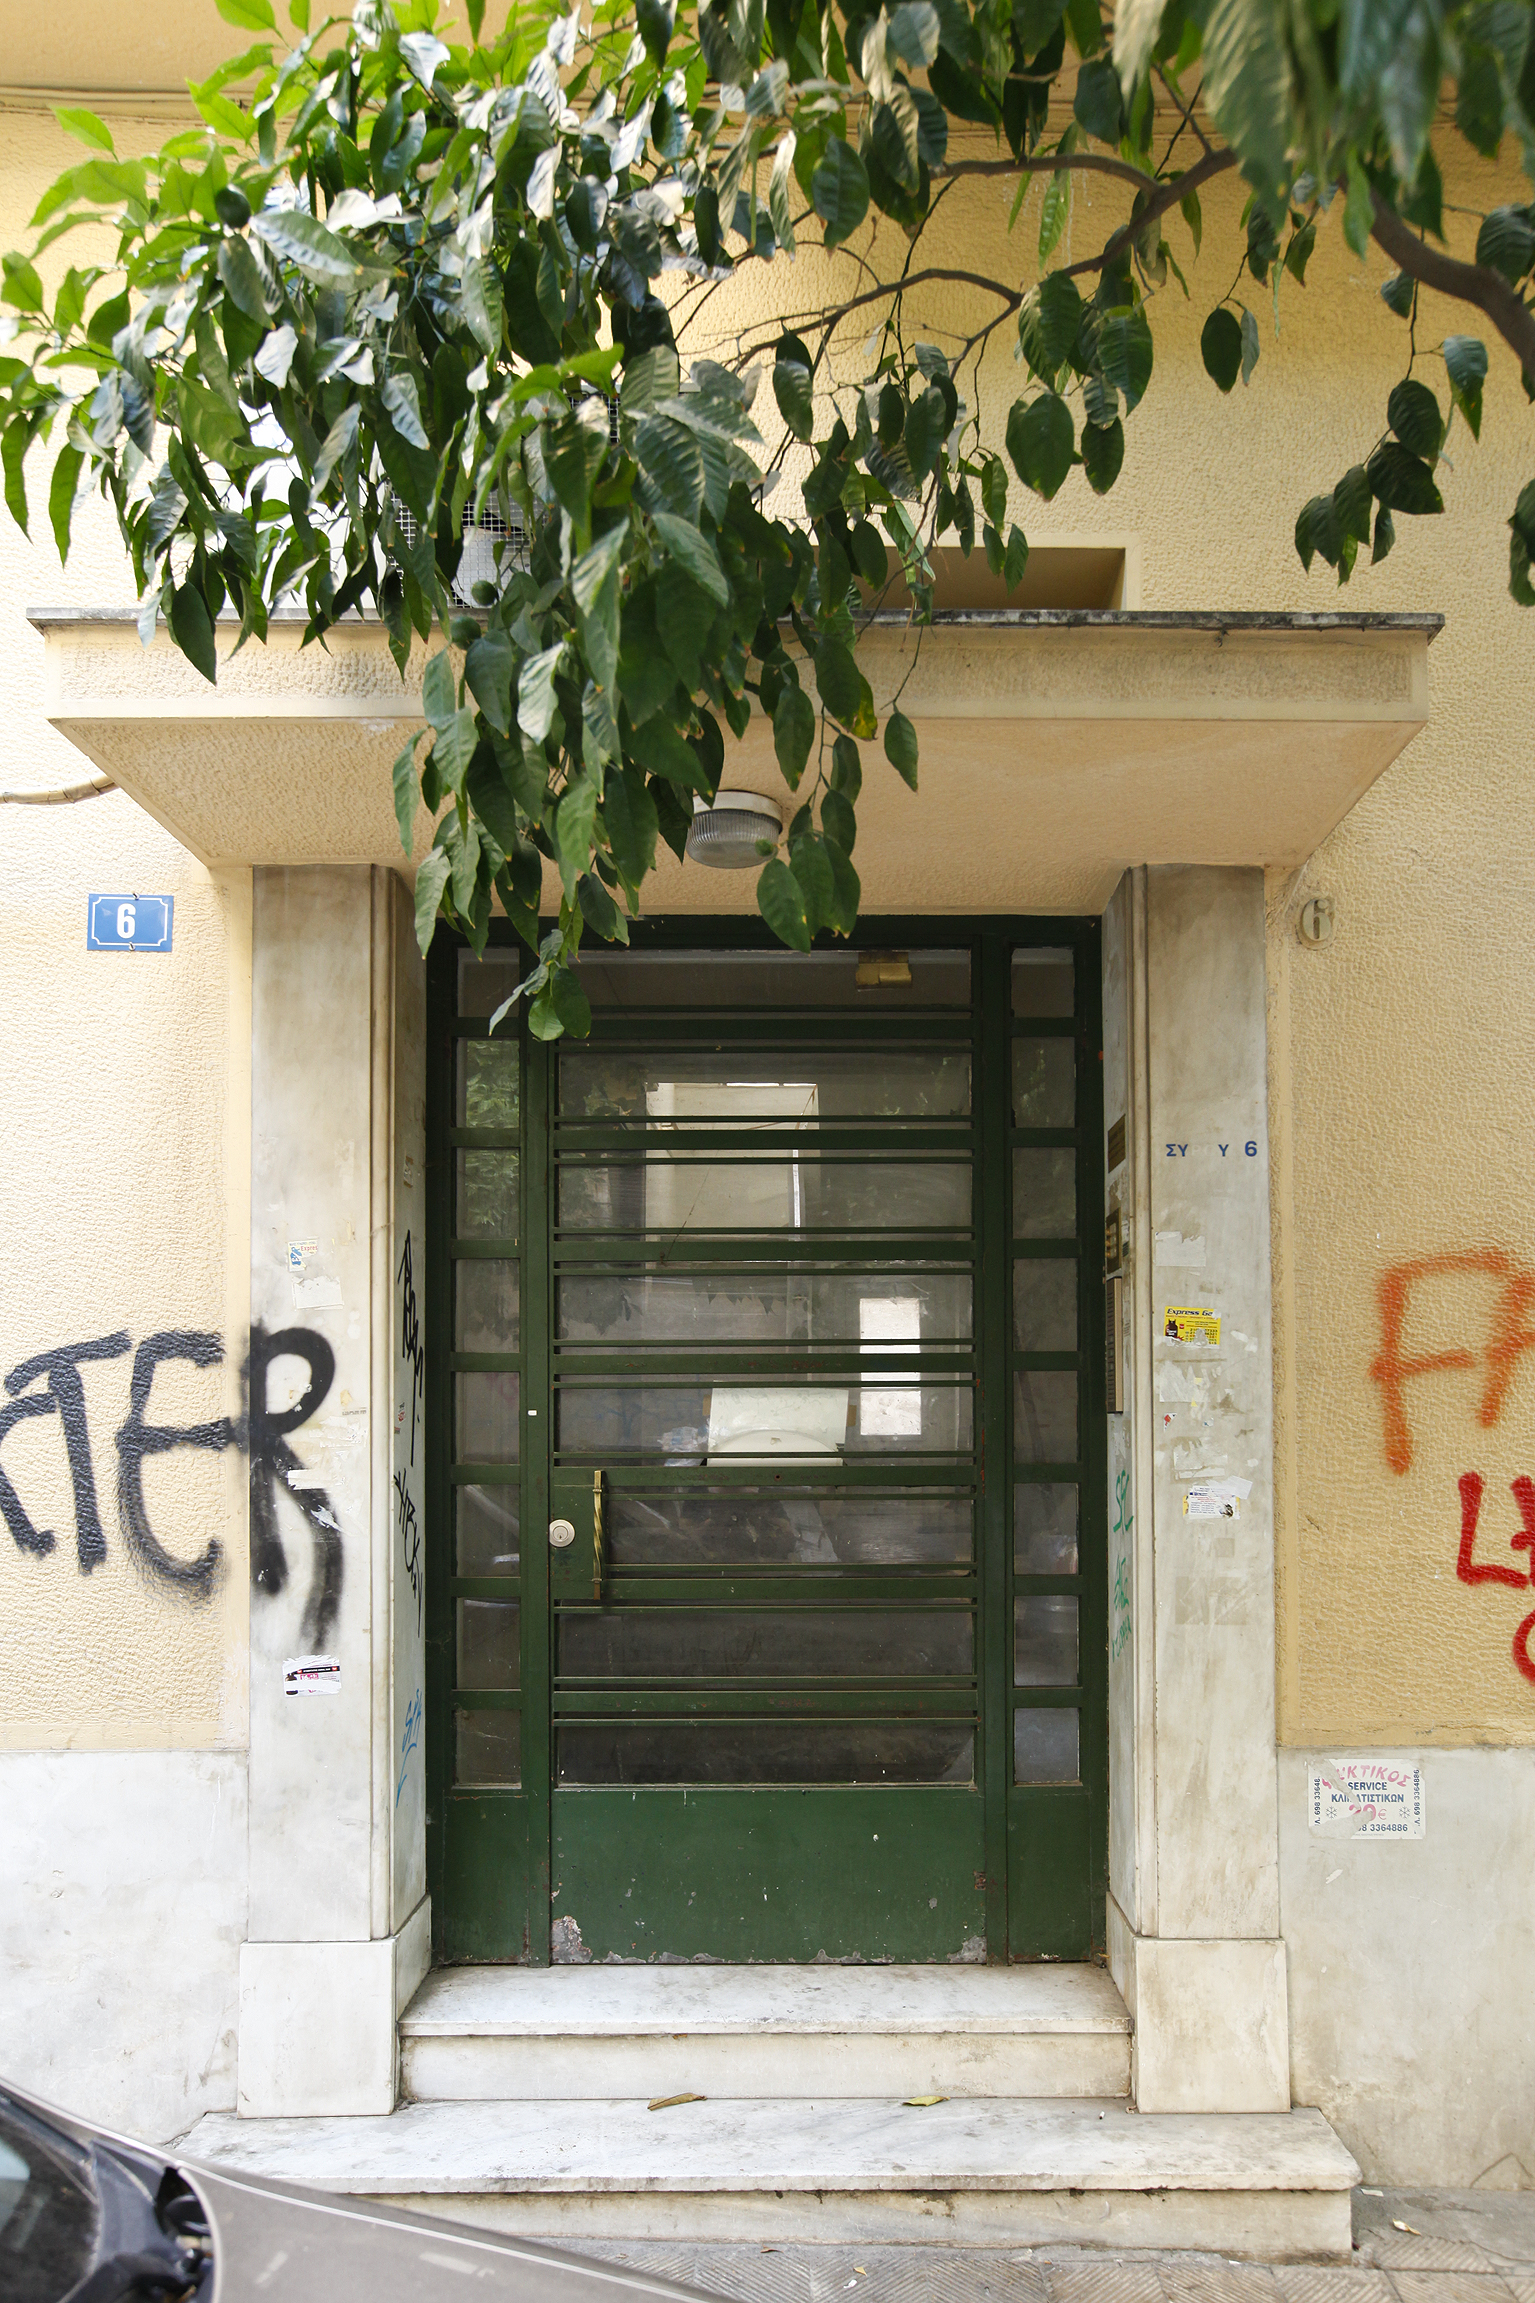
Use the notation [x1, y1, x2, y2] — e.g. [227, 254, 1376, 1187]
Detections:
[389, 497, 531, 601]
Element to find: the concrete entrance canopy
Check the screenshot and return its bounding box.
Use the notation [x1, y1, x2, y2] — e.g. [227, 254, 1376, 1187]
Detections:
[30, 608, 1438, 906]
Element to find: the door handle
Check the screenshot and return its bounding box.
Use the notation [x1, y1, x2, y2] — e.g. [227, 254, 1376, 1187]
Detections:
[592, 1468, 605, 1604]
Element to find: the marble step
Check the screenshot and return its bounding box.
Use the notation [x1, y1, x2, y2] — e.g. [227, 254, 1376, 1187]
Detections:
[399, 1964, 1132, 2104]
[182, 2096, 1360, 2260]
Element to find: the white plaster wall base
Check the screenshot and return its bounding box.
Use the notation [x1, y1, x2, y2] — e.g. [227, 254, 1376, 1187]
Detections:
[1109, 1901, 1290, 2113]
[0, 1751, 246, 2142]
[238, 1897, 429, 2118]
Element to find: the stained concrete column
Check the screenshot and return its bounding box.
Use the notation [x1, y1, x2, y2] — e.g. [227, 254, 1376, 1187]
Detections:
[237, 866, 428, 2117]
[1105, 865, 1289, 2114]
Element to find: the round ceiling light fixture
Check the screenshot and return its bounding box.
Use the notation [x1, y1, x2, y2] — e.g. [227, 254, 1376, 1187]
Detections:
[685, 789, 784, 870]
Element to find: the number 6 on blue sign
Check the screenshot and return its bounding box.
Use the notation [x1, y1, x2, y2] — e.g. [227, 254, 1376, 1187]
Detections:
[87, 894, 173, 952]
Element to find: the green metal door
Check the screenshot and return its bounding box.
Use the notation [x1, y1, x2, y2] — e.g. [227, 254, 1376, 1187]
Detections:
[427, 921, 1104, 1964]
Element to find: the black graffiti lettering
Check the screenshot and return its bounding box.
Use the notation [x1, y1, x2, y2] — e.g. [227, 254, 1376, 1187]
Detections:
[0, 1390, 65, 1556]
[397, 1230, 424, 1468]
[114, 1331, 233, 1601]
[247, 1324, 343, 1652]
[5, 1333, 131, 1571]
[394, 1465, 422, 1636]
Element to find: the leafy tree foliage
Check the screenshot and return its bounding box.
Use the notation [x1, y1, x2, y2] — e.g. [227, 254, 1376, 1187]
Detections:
[1, 0, 1532, 1027]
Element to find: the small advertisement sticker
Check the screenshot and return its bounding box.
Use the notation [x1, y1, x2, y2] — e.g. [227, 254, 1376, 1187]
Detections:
[1308, 1760, 1425, 1839]
[1163, 1304, 1221, 1346]
[284, 1655, 341, 1697]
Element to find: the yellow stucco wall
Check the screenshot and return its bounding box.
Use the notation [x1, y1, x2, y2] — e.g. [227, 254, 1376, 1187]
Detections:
[1, 92, 1532, 1749]
[0, 112, 249, 1750]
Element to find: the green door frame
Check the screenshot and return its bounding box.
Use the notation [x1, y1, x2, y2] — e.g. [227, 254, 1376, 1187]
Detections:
[425, 915, 1106, 1965]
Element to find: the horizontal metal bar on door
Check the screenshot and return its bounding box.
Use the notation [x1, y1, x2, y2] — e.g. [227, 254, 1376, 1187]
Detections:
[552, 1236, 976, 1265]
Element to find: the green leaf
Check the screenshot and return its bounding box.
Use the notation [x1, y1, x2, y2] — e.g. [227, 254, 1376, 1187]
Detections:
[1283, 219, 1316, 286]
[810, 139, 870, 249]
[652, 510, 730, 605]
[1372, 504, 1396, 567]
[774, 681, 816, 786]
[1003, 523, 1031, 589]
[814, 636, 877, 737]
[55, 107, 114, 154]
[1380, 271, 1415, 319]
[1201, 306, 1242, 392]
[391, 730, 424, 853]
[1202, 0, 1291, 205]
[883, 706, 919, 789]
[1334, 463, 1372, 547]
[1293, 494, 1325, 573]
[903, 385, 948, 483]
[1475, 205, 1535, 285]
[48, 443, 82, 565]
[414, 846, 452, 955]
[2, 253, 44, 313]
[790, 834, 835, 936]
[822, 786, 857, 853]
[465, 629, 515, 736]
[547, 965, 593, 1039]
[1111, 0, 1169, 91]
[556, 773, 599, 895]
[603, 763, 659, 887]
[517, 643, 566, 743]
[629, 711, 712, 792]
[1017, 273, 1083, 381]
[1073, 56, 1123, 142]
[1387, 378, 1443, 459]
[1080, 418, 1124, 493]
[773, 347, 814, 440]
[168, 580, 218, 685]
[1343, 153, 1373, 260]
[250, 208, 358, 283]
[2, 421, 29, 534]
[432, 708, 480, 795]
[422, 648, 457, 732]
[980, 455, 1008, 528]
[216, 0, 276, 25]
[1180, 187, 1202, 255]
[577, 870, 628, 944]
[1006, 392, 1074, 500]
[1039, 170, 1070, 263]
[1443, 335, 1487, 442]
[217, 234, 271, 319]
[757, 856, 812, 952]
[311, 402, 360, 489]
[1240, 305, 1261, 384]
[1095, 306, 1154, 411]
[1365, 441, 1444, 515]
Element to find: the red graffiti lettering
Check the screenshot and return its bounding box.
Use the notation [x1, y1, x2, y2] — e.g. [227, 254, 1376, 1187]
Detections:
[1515, 1610, 1535, 1685]
[1372, 1252, 1535, 1474]
[1456, 1472, 1530, 1589]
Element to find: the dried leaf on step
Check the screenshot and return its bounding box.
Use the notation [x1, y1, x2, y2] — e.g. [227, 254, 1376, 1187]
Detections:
[903, 2094, 947, 2106]
[647, 2091, 706, 2110]
[1391, 2221, 1421, 2235]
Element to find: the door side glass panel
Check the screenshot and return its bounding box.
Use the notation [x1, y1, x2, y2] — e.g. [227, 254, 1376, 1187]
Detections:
[458, 1038, 520, 1129]
[1012, 1148, 1076, 1239]
[1014, 1707, 1080, 1783]
[1014, 1483, 1079, 1575]
[457, 1371, 521, 1462]
[1011, 1039, 1075, 1127]
[1011, 947, 1074, 1017]
[456, 1483, 520, 1575]
[458, 1599, 521, 1689]
[456, 1709, 522, 1786]
[456, 1260, 521, 1352]
[1014, 1371, 1078, 1462]
[457, 1151, 520, 1241]
[1014, 1594, 1080, 1685]
[1012, 1260, 1078, 1351]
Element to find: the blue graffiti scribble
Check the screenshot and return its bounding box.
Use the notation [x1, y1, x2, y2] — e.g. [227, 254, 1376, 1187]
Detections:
[395, 1684, 423, 1807]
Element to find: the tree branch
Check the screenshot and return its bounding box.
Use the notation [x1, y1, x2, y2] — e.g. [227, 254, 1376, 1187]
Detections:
[945, 151, 1156, 194]
[1056, 145, 1237, 280]
[735, 265, 1024, 363]
[1368, 190, 1535, 384]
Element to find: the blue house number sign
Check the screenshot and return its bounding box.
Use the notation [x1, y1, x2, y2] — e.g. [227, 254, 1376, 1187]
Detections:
[87, 894, 174, 952]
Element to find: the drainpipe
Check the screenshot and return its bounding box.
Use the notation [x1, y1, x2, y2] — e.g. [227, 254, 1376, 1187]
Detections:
[0, 774, 115, 804]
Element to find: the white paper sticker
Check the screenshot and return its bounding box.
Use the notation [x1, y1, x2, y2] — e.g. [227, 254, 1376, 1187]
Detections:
[1308, 1761, 1424, 1839]
[284, 1655, 341, 1697]
[1184, 1486, 1238, 1519]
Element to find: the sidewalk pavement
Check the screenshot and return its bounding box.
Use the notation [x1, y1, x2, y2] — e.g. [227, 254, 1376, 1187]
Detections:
[554, 2190, 1535, 2303]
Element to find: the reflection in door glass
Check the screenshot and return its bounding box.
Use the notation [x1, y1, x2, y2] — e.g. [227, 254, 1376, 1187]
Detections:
[1014, 1371, 1078, 1462]
[456, 1483, 520, 1575]
[456, 1708, 521, 1786]
[1014, 1594, 1080, 1684]
[1014, 1707, 1080, 1782]
[575, 948, 972, 1008]
[559, 1608, 973, 1678]
[558, 1720, 975, 1784]
[458, 1038, 520, 1128]
[1012, 1260, 1078, 1351]
[457, 1371, 521, 1462]
[456, 1259, 520, 1351]
[558, 1269, 973, 1345]
[1011, 947, 1074, 1017]
[1014, 1483, 1079, 1574]
[559, 1160, 972, 1233]
[558, 1383, 973, 1457]
[607, 1489, 972, 1565]
[457, 1150, 520, 1240]
[457, 952, 520, 1017]
[1011, 1039, 1075, 1127]
[560, 1051, 971, 1120]
[1012, 1148, 1076, 1238]
[457, 1599, 521, 1689]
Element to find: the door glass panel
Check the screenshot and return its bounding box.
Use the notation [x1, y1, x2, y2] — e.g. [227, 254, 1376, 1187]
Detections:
[457, 1260, 521, 1352]
[560, 1608, 973, 1678]
[1011, 947, 1074, 1017]
[457, 1151, 519, 1240]
[457, 952, 521, 1017]
[576, 949, 972, 1009]
[1011, 1038, 1075, 1128]
[1014, 1707, 1080, 1783]
[1015, 1483, 1079, 1574]
[559, 1382, 973, 1457]
[1013, 1260, 1078, 1351]
[560, 1051, 971, 1120]
[1012, 1148, 1075, 1238]
[456, 1708, 522, 1786]
[456, 1483, 520, 1575]
[1014, 1595, 1079, 1685]
[458, 1599, 521, 1689]
[607, 1490, 972, 1566]
[1014, 1371, 1078, 1462]
[558, 1270, 973, 1345]
[559, 1160, 972, 1232]
[458, 1038, 520, 1129]
[457, 1371, 521, 1462]
[558, 1721, 975, 1785]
